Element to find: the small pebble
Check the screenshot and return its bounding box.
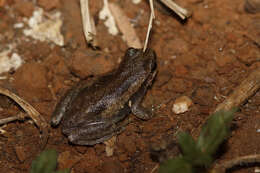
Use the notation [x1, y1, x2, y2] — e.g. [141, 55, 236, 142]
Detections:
[15, 146, 26, 162]
[0, 128, 6, 134]
[14, 23, 24, 29]
[104, 136, 116, 157]
[132, 0, 141, 4]
[172, 96, 193, 114]
[255, 166, 260, 173]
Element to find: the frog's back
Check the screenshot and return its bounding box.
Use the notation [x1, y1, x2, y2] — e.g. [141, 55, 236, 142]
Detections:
[62, 68, 145, 128]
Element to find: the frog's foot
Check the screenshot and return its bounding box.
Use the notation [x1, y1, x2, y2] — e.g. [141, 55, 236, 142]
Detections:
[66, 120, 129, 145]
[68, 133, 116, 145]
[131, 104, 153, 120]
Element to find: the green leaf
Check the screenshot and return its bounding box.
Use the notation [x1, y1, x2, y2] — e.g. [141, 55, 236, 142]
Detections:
[30, 149, 58, 173]
[30, 149, 70, 173]
[158, 108, 237, 172]
[178, 132, 212, 166]
[197, 108, 237, 155]
[55, 169, 70, 173]
[178, 132, 197, 156]
[159, 157, 193, 173]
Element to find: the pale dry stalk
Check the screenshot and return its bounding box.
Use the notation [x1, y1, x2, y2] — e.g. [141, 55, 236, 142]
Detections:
[160, 0, 191, 20]
[0, 87, 49, 148]
[80, 0, 97, 47]
[0, 113, 25, 125]
[215, 67, 260, 112]
[211, 68, 260, 172]
[143, 0, 155, 52]
[109, 3, 142, 48]
[212, 154, 260, 173]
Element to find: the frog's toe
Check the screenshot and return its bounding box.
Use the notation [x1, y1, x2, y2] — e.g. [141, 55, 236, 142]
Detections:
[68, 133, 114, 145]
[66, 124, 125, 145]
[131, 105, 153, 120]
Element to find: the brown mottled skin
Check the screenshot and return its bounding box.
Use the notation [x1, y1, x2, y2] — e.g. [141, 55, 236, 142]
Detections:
[51, 48, 157, 145]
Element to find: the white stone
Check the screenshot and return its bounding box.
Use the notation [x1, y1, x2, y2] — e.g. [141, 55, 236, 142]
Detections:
[99, 0, 118, 35]
[23, 8, 64, 46]
[0, 49, 23, 75]
[13, 23, 24, 29]
[172, 96, 193, 114]
[132, 0, 141, 4]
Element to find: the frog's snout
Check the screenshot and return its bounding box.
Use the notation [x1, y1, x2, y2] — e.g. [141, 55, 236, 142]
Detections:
[126, 47, 140, 57]
[143, 48, 157, 72]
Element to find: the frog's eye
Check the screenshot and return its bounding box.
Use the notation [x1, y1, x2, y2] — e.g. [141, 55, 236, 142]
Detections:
[126, 47, 139, 57]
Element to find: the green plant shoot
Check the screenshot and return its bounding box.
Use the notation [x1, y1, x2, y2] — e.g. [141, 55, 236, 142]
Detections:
[30, 149, 70, 173]
[159, 108, 237, 173]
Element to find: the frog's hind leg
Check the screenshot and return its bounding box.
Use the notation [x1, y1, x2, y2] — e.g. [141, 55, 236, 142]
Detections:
[68, 134, 114, 145]
[67, 120, 129, 145]
[51, 80, 91, 126]
[70, 133, 117, 145]
[67, 127, 123, 145]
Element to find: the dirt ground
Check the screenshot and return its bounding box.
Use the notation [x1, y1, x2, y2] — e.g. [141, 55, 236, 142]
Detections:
[0, 0, 259, 172]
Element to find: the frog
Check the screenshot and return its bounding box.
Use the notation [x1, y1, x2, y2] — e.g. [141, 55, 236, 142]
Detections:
[50, 48, 157, 145]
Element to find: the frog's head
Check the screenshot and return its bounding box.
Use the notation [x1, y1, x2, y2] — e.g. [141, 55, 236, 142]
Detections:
[123, 47, 157, 74]
[142, 48, 157, 74]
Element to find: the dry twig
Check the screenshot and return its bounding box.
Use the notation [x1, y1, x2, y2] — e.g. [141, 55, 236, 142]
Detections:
[0, 87, 49, 148]
[143, 0, 155, 52]
[215, 68, 260, 112]
[150, 164, 159, 173]
[159, 0, 191, 20]
[211, 69, 260, 172]
[0, 112, 25, 125]
[109, 2, 142, 48]
[211, 154, 260, 173]
[104, 136, 116, 157]
[80, 0, 97, 47]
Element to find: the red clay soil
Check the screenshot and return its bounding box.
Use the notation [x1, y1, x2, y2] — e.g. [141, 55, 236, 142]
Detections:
[0, 0, 259, 172]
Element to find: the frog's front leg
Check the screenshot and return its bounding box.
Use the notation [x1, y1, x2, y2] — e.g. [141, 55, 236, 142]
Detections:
[129, 72, 156, 120]
[129, 94, 153, 120]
